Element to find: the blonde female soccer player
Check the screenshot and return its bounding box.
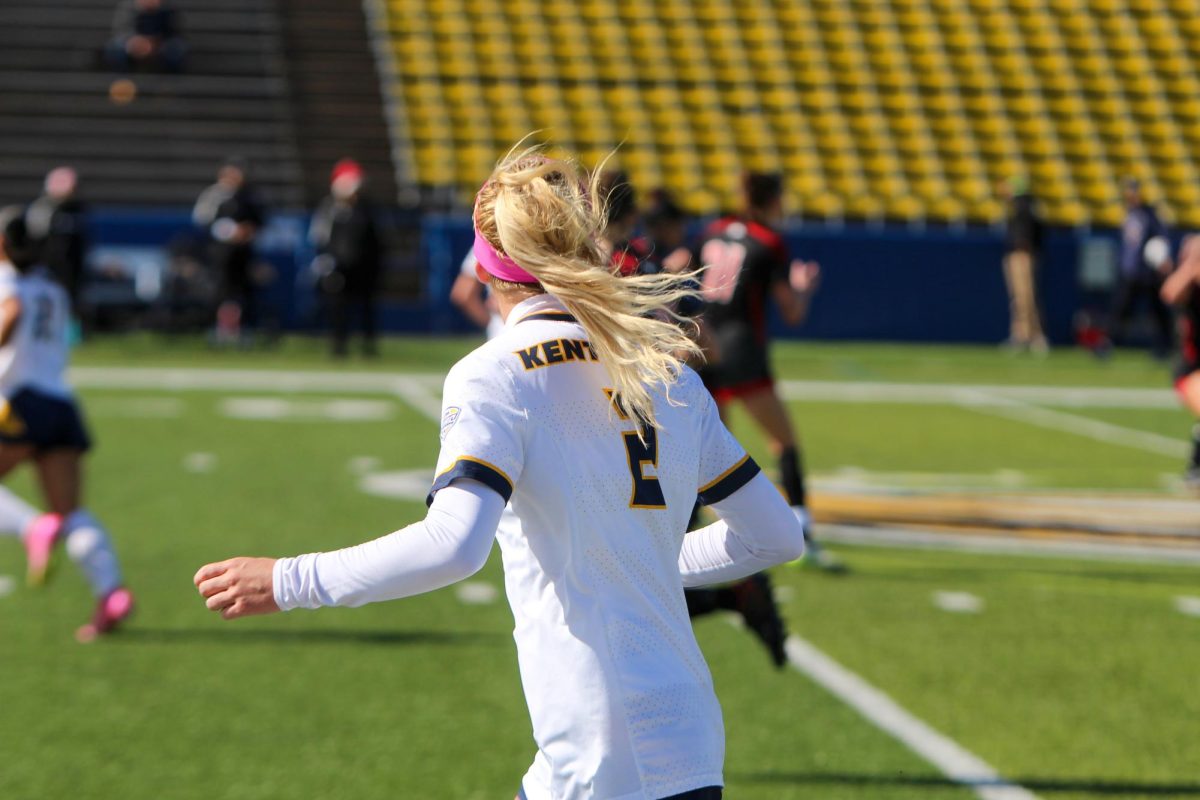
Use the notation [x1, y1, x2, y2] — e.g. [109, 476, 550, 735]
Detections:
[0, 208, 133, 641]
[195, 151, 805, 800]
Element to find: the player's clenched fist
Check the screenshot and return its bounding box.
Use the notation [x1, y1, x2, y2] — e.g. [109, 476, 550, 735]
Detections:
[193, 557, 280, 620]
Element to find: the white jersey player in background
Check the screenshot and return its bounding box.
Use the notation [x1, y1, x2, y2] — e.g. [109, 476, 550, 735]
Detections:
[195, 151, 805, 800]
[451, 248, 505, 338]
[0, 207, 133, 641]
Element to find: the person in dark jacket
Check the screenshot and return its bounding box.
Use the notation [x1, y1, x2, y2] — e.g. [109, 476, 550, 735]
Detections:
[26, 167, 88, 312]
[309, 159, 382, 358]
[193, 158, 266, 345]
[999, 176, 1048, 353]
[105, 0, 186, 73]
[1111, 178, 1174, 356]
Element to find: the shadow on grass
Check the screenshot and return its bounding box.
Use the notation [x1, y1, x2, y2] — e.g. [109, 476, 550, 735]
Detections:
[116, 627, 506, 648]
[733, 770, 1200, 795]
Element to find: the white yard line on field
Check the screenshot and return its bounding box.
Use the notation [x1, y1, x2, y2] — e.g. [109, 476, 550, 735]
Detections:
[955, 391, 1189, 459]
[785, 636, 1038, 800]
[776, 380, 1177, 409]
[73, 367, 1175, 410]
[1174, 596, 1200, 618]
[69, 366, 443, 395]
[390, 378, 444, 422]
[818, 523, 1200, 565]
[932, 591, 985, 614]
[70, 364, 1188, 465]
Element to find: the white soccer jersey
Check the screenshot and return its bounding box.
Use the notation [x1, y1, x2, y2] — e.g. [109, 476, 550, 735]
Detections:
[430, 294, 761, 800]
[0, 265, 72, 399]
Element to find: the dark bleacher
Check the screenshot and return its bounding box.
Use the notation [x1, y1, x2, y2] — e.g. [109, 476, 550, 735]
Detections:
[0, 0, 305, 208]
[278, 0, 400, 207]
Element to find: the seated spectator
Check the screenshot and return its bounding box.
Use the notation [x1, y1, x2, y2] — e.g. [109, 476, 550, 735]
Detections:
[105, 0, 186, 74]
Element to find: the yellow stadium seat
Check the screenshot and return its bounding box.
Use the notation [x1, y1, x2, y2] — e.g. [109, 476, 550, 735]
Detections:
[371, 0, 1200, 224]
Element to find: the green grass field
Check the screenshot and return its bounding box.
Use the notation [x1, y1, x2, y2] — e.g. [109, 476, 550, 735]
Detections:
[1, 337, 1197, 799]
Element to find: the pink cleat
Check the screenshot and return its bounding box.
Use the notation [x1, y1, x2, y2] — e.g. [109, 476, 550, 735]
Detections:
[76, 587, 135, 643]
[23, 513, 63, 587]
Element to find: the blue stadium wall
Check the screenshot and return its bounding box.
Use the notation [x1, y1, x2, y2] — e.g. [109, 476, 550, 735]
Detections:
[91, 209, 1111, 344]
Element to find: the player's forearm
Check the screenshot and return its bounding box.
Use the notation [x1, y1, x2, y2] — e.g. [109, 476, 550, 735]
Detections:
[678, 472, 805, 587]
[273, 482, 503, 609]
[1161, 263, 1199, 306]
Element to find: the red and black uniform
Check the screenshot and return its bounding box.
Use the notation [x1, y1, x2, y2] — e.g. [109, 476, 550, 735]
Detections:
[694, 217, 789, 401]
[610, 236, 657, 277]
[1177, 287, 1200, 393]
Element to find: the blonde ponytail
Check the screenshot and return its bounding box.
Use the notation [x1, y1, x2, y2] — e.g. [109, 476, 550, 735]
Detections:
[474, 148, 701, 429]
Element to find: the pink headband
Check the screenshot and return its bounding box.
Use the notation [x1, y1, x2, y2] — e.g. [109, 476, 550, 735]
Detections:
[472, 229, 538, 284]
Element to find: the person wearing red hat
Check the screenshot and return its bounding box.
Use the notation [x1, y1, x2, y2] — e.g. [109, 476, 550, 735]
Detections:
[309, 159, 383, 358]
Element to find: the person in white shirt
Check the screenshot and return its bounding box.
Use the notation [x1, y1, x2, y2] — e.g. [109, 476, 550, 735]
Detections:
[451, 248, 505, 338]
[194, 151, 805, 800]
[0, 207, 133, 642]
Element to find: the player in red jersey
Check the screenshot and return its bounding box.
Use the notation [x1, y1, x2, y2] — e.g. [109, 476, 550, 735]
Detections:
[594, 172, 793, 666]
[695, 173, 840, 570]
[1161, 234, 1200, 488]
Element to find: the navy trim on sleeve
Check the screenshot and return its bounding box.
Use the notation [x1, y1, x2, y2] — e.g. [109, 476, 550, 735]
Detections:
[696, 454, 760, 506]
[426, 457, 514, 506]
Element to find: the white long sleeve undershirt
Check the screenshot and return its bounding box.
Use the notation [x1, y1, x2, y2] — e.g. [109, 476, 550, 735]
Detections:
[678, 471, 806, 587]
[273, 481, 505, 610]
[273, 470, 805, 611]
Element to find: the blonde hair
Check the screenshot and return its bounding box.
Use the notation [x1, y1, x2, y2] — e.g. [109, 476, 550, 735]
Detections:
[475, 148, 701, 429]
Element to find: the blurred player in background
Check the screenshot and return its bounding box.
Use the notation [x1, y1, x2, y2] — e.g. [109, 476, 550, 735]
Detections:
[196, 151, 806, 800]
[597, 170, 651, 276]
[643, 188, 696, 276]
[309, 159, 382, 358]
[1160, 234, 1200, 488]
[27, 167, 88, 314]
[999, 176, 1047, 354]
[696, 172, 840, 571]
[1112, 178, 1174, 357]
[193, 158, 266, 346]
[598, 171, 791, 666]
[450, 248, 503, 338]
[0, 208, 133, 641]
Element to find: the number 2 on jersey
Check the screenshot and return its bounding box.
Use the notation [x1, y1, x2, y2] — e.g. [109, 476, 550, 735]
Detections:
[623, 428, 666, 509]
[31, 294, 56, 341]
[699, 239, 747, 304]
[605, 389, 667, 509]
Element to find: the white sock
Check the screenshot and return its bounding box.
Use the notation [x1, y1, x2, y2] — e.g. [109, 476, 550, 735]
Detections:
[0, 485, 39, 538]
[790, 505, 810, 528]
[62, 509, 123, 598]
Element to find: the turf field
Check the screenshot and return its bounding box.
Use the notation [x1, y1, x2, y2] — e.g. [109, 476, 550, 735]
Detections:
[1, 337, 1198, 799]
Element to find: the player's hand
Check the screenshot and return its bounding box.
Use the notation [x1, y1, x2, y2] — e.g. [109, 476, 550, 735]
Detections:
[662, 247, 693, 273]
[194, 557, 280, 620]
[789, 260, 821, 294]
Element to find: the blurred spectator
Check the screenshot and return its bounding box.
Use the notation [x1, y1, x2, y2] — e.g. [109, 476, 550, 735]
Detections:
[309, 159, 382, 358]
[26, 167, 88, 310]
[999, 176, 1047, 354]
[1112, 177, 1173, 356]
[106, 0, 186, 74]
[193, 158, 266, 345]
